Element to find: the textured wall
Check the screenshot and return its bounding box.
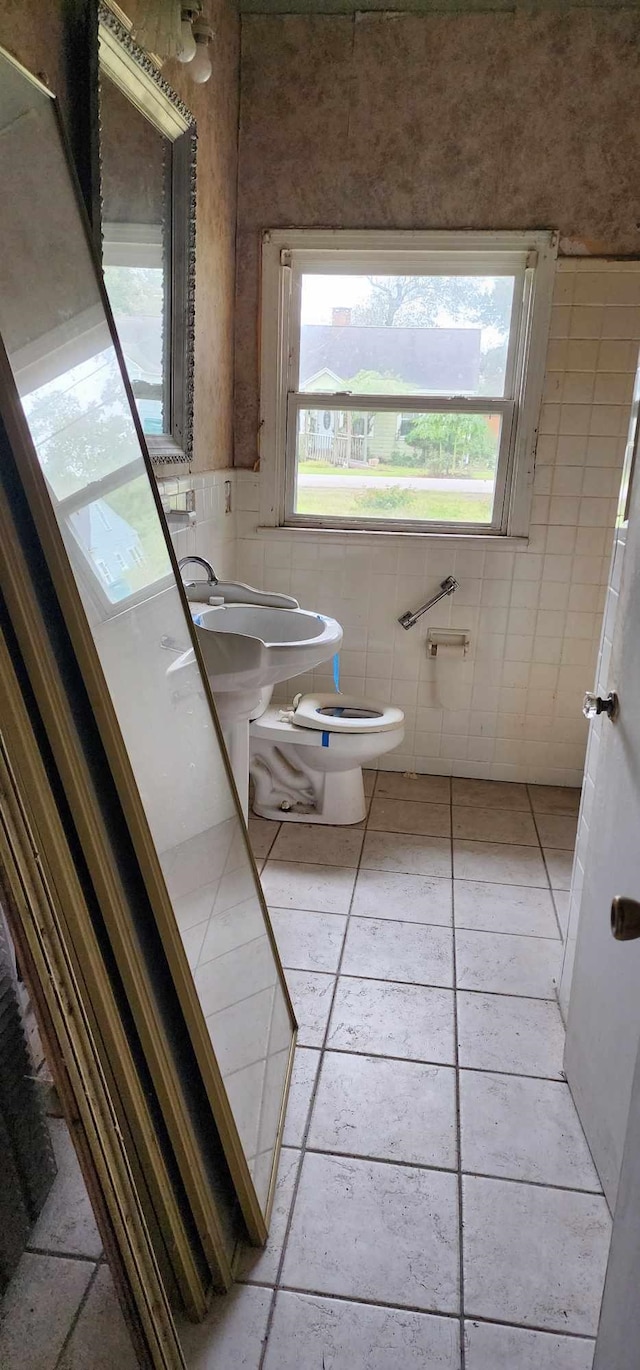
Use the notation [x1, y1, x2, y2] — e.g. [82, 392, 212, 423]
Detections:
[0, 0, 240, 475]
[235, 8, 640, 468]
[117, 0, 241, 473]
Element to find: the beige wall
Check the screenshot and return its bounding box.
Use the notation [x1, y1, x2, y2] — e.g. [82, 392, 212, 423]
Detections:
[235, 8, 640, 468]
[0, 0, 240, 474]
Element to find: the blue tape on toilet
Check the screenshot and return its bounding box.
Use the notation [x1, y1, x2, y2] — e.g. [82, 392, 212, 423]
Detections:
[322, 731, 330, 747]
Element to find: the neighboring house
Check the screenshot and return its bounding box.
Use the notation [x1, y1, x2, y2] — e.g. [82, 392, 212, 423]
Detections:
[299, 319, 481, 394]
[70, 499, 144, 594]
[298, 314, 482, 466]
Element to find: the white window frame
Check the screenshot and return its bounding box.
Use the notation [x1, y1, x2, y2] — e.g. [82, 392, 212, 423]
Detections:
[259, 229, 558, 539]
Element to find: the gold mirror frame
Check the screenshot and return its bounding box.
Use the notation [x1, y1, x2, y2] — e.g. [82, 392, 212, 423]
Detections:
[0, 625, 185, 1368]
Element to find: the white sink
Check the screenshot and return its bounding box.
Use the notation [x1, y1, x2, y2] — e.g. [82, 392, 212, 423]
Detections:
[168, 604, 342, 697]
[167, 602, 343, 817]
[194, 604, 342, 690]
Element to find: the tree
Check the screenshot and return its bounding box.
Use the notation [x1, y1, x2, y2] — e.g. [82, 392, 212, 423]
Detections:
[22, 363, 169, 587]
[104, 265, 164, 319]
[404, 412, 495, 477]
[352, 274, 513, 334]
[352, 276, 513, 398]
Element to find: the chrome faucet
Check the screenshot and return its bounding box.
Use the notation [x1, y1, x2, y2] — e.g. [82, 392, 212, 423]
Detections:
[178, 555, 218, 587]
[398, 575, 458, 630]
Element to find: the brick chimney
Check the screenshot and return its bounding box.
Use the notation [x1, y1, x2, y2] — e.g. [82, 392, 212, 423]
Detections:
[332, 307, 352, 326]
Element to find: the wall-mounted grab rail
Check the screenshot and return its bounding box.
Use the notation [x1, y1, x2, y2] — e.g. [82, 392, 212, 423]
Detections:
[398, 575, 458, 630]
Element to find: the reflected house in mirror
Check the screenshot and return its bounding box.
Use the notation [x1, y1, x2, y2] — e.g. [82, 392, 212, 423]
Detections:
[97, 1, 196, 465]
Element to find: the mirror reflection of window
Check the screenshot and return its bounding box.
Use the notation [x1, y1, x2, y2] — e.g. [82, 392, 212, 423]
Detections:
[19, 343, 171, 606]
[99, 74, 169, 440]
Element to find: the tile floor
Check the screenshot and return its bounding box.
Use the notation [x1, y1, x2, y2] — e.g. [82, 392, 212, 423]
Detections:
[4, 773, 612, 1369]
[0, 1114, 137, 1370]
[184, 770, 609, 1370]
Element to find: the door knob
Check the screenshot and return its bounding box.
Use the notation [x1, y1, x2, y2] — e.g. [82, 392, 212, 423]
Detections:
[583, 691, 618, 722]
[611, 896, 640, 941]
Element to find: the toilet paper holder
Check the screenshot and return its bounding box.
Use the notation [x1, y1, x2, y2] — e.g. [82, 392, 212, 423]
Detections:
[427, 628, 470, 658]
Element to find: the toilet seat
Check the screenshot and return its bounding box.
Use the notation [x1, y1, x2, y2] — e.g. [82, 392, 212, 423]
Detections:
[289, 692, 404, 734]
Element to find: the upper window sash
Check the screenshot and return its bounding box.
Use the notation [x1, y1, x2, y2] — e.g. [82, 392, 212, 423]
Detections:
[287, 256, 527, 406]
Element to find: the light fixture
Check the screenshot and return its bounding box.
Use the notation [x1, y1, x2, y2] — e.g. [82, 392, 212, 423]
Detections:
[177, 4, 200, 63]
[190, 17, 214, 83]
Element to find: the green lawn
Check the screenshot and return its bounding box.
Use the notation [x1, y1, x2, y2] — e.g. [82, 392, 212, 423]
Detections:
[295, 487, 493, 522]
[297, 460, 495, 480]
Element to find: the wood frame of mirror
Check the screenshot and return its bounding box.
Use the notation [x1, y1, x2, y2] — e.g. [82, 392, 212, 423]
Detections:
[97, 1, 196, 466]
[0, 577, 185, 1367]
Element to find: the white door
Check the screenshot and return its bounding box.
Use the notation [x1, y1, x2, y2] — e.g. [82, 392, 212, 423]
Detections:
[594, 1033, 640, 1366]
[564, 358, 640, 1211]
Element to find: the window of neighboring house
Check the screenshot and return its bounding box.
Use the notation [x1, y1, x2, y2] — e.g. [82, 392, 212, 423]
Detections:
[96, 558, 114, 586]
[260, 230, 557, 536]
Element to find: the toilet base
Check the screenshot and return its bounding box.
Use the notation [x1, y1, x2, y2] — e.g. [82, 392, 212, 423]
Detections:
[251, 748, 366, 825]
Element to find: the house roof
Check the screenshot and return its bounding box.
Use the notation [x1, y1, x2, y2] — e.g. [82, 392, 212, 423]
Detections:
[70, 499, 138, 555]
[299, 323, 481, 393]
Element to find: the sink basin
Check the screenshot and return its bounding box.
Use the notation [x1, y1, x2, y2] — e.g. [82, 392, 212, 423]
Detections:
[194, 604, 342, 691]
[167, 604, 342, 696]
[167, 603, 343, 817]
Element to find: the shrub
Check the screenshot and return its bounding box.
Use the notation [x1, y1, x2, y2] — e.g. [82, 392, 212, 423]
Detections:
[354, 485, 416, 513]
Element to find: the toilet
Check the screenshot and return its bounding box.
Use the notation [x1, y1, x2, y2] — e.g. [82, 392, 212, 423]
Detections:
[249, 692, 405, 825]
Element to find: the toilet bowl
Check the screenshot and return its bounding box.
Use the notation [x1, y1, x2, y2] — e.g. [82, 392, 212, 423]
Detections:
[249, 693, 405, 825]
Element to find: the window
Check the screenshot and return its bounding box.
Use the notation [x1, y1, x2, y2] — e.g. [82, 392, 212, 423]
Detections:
[260, 230, 557, 536]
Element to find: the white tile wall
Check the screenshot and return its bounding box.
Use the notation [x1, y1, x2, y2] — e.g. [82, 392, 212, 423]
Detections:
[167, 469, 237, 580]
[198, 263, 640, 788]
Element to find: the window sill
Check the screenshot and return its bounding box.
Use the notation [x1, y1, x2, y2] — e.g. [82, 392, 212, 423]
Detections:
[253, 525, 529, 548]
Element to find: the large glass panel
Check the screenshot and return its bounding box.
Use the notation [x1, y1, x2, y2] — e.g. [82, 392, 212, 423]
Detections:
[299, 273, 515, 397]
[294, 407, 502, 524]
[0, 53, 293, 1218]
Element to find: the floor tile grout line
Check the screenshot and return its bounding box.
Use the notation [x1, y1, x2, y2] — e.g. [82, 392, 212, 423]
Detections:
[52, 1258, 100, 1370]
[450, 784, 466, 1370]
[298, 967, 562, 1004]
[241, 1276, 598, 1347]
[299, 1145, 603, 1197]
[256, 769, 380, 1368]
[24, 1244, 102, 1264]
[270, 1280, 598, 1341]
[323, 1042, 567, 1083]
[528, 791, 572, 941]
[266, 852, 559, 892]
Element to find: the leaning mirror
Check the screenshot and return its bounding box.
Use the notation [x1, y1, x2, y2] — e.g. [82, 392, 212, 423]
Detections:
[97, 1, 196, 464]
[0, 43, 295, 1235]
